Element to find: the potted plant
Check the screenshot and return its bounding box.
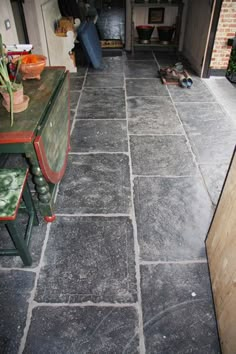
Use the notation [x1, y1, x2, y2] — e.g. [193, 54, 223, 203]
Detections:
[0, 34, 29, 126]
[226, 48, 236, 84]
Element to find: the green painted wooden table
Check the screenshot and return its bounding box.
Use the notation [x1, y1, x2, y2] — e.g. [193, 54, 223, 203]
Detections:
[0, 67, 70, 222]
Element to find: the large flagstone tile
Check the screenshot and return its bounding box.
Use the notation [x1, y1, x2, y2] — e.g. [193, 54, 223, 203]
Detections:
[71, 120, 128, 152]
[130, 135, 196, 176]
[77, 88, 126, 119]
[134, 176, 213, 261]
[141, 263, 220, 353]
[24, 306, 139, 353]
[57, 154, 131, 214]
[35, 216, 137, 303]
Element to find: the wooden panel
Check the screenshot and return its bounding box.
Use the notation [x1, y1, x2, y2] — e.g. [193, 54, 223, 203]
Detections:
[34, 72, 70, 184]
[0, 67, 65, 138]
[206, 148, 236, 354]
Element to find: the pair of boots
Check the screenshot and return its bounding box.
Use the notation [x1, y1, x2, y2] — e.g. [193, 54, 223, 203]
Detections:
[160, 62, 193, 88]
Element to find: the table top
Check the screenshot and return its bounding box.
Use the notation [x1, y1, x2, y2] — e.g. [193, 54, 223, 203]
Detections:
[0, 67, 65, 144]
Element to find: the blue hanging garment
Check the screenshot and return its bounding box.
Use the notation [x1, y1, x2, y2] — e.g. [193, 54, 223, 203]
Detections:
[77, 21, 103, 69]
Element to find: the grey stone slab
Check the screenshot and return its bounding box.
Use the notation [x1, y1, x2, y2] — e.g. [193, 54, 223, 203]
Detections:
[130, 135, 196, 176]
[0, 270, 35, 354]
[188, 129, 236, 164]
[175, 102, 227, 125]
[36, 216, 136, 303]
[169, 79, 216, 103]
[141, 263, 220, 353]
[70, 77, 84, 91]
[134, 177, 213, 261]
[70, 91, 81, 110]
[84, 74, 124, 88]
[200, 163, 229, 205]
[124, 60, 158, 78]
[126, 51, 155, 61]
[24, 306, 139, 354]
[180, 112, 236, 135]
[0, 218, 46, 268]
[57, 154, 131, 214]
[127, 96, 183, 134]
[126, 78, 168, 97]
[71, 120, 128, 152]
[88, 56, 124, 74]
[77, 88, 126, 119]
[70, 67, 87, 76]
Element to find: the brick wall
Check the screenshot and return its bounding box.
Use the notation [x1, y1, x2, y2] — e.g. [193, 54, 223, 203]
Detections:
[210, 0, 236, 70]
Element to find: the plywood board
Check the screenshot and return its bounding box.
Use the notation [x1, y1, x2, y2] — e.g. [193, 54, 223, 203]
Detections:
[206, 148, 236, 354]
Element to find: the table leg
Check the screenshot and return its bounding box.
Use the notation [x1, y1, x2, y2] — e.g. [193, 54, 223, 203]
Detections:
[26, 152, 56, 221]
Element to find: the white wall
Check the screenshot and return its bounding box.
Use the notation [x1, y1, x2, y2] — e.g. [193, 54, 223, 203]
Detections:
[23, 0, 76, 72]
[0, 0, 19, 45]
[23, 0, 48, 58]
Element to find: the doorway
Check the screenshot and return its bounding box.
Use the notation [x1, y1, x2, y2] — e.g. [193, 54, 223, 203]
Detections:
[10, 0, 29, 44]
[96, 0, 125, 45]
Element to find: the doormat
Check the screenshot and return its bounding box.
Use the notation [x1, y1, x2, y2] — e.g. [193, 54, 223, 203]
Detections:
[100, 40, 123, 48]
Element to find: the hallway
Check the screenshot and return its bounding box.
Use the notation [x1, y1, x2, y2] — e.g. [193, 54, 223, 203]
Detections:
[1, 52, 235, 353]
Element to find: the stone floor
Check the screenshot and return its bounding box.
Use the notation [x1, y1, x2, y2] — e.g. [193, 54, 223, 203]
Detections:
[1, 51, 236, 353]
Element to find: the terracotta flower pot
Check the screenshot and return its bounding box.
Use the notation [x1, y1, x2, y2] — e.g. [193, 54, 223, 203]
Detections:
[1, 87, 24, 106]
[18, 54, 47, 80]
[1, 88, 29, 113]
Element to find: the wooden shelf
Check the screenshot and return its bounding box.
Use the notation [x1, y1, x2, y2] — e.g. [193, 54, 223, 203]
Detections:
[131, 0, 184, 53]
[134, 38, 177, 48]
[132, 1, 181, 7]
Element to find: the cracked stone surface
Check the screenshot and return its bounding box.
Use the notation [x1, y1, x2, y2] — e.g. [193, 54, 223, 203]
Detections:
[24, 306, 139, 354]
[140, 263, 221, 353]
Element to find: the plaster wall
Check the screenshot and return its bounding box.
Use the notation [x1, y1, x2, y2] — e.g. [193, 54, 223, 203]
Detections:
[0, 0, 19, 45]
[182, 0, 213, 75]
[23, 0, 49, 59]
[23, 0, 76, 72]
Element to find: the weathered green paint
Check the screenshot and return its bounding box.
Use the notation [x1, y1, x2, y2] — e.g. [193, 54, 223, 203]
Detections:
[0, 68, 69, 218]
[37, 73, 69, 174]
[0, 67, 65, 133]
[0, 168, 27, 218]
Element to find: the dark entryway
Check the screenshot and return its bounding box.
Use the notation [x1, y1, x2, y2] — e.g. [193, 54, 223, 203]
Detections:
[96, 0, 125, 43]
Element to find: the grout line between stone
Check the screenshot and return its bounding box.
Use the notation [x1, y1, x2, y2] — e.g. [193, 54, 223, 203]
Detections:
[158, 63, 216, 207]
[70, 68, 88, 136]
[31, 301, 138, 309]
[124, 70, 146, 354]
[75, 118, 127, 121]
[74, 118, 127, 120]
[69, 151, 129, 156]
[132, 174, 199, 179]
[18, 222, 52, 354]
[84, 86, 124, 89]
[140, 260, 208, 266]
[0, 267, 37, 273]
[56, 213, 131, 218]
[129, 133, 184, 136]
